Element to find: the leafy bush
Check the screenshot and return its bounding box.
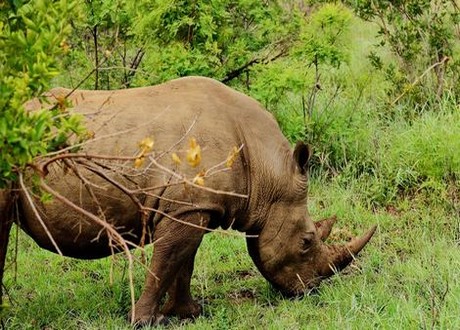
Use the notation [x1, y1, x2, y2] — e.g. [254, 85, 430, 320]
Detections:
[0, 0, 84, 187]
[60, 0, 303, 89]
[348, 0, 460, 109]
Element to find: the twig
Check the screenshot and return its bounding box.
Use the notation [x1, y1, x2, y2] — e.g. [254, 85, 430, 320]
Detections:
[148, 156, 248, 199]
[142, 206, 257, 238]
[155, 115, 199, 160]
[39, 180, 137, 323]
[221, 42, 289, 84]
[41, 111, 166, 158]
[40, 152, 153, 175]
[18, 174, 63, 256]
[64, 159, 107, 221]
[204, 144, 244, 176]
[64, 56, 109, 99]
[391, 56, 449, 106]
[76, 160, 145, 209]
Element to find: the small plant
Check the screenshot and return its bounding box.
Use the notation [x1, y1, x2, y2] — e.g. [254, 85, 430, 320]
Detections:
[0, 0, 84, 187]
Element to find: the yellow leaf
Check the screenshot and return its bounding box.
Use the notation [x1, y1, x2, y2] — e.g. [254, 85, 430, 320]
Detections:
[139, 137, 154, 153]
[134, 157, 145, 169]
[226, 146, 240, 168]
[186, 138, 201, 168]
[60, 39, 71, 54]
[171, 152, 181, 165]
[86, 130, 95, 139]
[55, 95, 68, 111]
[193, 174, 205, 186]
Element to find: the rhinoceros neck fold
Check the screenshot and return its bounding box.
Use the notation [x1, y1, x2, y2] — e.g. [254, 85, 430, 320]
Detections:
[245, 215, 288, 285]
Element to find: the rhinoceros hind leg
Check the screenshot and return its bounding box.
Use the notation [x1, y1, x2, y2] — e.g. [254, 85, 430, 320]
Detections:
[129, 211, 210, 325]
[161, 253, 202, 319]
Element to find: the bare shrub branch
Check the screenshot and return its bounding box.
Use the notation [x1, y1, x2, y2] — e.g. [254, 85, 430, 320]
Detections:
[13, 117, 251, 324]
[18, 174, 63, 256]
[39, 179, 138, 323]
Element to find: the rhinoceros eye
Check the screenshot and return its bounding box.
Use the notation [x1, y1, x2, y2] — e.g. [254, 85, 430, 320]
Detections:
[300, 231, 315, 253]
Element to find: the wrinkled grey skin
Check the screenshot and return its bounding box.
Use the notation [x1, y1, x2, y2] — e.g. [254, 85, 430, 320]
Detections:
[5, 77, 375, 326]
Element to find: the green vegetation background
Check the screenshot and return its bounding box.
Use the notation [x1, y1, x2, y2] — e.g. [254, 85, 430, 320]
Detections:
[1, 0, 459, 328]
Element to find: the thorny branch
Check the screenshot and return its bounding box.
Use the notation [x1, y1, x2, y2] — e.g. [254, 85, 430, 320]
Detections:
[18, 174, 63, 256]
[39, 179, 138, 322]
[2, 82, 251, 322]
[7, 127, 250, 323]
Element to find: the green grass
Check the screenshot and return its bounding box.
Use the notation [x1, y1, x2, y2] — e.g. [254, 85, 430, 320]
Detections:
[2, 178, 459, 329]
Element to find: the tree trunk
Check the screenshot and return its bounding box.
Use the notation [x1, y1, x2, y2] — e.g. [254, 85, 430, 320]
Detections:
[0, 189, 14, 307]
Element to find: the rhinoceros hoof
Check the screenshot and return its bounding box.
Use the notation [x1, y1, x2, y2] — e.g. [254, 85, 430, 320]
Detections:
[129, 311, 169, 328]
[161, 300, 202, 319]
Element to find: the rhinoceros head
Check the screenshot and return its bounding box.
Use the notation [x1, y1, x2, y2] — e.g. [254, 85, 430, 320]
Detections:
[246, 142, 376, 296]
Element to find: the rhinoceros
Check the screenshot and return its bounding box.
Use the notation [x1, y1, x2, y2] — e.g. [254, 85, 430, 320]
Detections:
[1, 76, 376, 325]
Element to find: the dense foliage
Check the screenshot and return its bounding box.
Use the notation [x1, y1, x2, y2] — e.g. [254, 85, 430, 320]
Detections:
[0, 0, 84, 187]
[1, 0, 459, 205]
[61, 0, 302, 89]
[349, 0, 460, 108]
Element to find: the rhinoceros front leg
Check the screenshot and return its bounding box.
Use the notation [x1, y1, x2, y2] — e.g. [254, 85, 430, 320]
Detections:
[130, 211, 209, 326]
[161, 250, 202, 319]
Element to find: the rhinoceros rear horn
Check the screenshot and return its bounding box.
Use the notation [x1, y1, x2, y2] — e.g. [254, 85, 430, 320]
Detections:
[315, 215, 337, 241]
[320, 225, 377, 277]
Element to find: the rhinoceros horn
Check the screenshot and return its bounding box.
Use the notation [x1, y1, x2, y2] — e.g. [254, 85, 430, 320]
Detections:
[320, 225, 377, 277]
[315, 215, 337, 241]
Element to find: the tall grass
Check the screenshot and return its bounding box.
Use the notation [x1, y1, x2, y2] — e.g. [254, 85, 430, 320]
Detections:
[3, 180, 459, 328]
[270, 16, 460, 208]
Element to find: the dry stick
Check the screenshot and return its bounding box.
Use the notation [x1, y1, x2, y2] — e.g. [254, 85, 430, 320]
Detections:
[76, 161, 152, 259]
[64, 56, 110, 100]
[18, 174, 63, 256]
[72, 159, 196, 205]
[64, 159, 108, 223]
[155, 115, 199, 160]
[39, 181, 137, 324]
[72, 159, 251, 237]
[41, 113, 164, 158]
[80, 161, 249, 236]
[73, 154, 248, 199]
[391, 56, 450, 106]
[84, 159, 143, 187]
[83, 165, 252, 236]
[75, 160, 151, 256]
[204, 144, 244, 177]
[142, 191, 194, 207]
[40, 152, 151, 175]
[141, 206, 257, 238]
[148, 156, 249, 199]
[76, 160, 144, 210]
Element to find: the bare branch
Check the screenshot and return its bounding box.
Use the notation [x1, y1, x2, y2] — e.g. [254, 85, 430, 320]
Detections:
[41, 110, 168, 158]
[155, 115, 199, 160]
[39, 179, 138, 323]
[142, 206, 257, 238]
[148, 156, 248, 199]
[18, 174, 63, 256]
[391, 56, 450, 106]
[40, 152, 153, 176]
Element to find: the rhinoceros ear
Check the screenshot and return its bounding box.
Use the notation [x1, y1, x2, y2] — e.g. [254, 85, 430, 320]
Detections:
[293, 141, 312, 175]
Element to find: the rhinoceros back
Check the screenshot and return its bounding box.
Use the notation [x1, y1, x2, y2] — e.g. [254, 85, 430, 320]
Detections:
[19, 77, 288, 258]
